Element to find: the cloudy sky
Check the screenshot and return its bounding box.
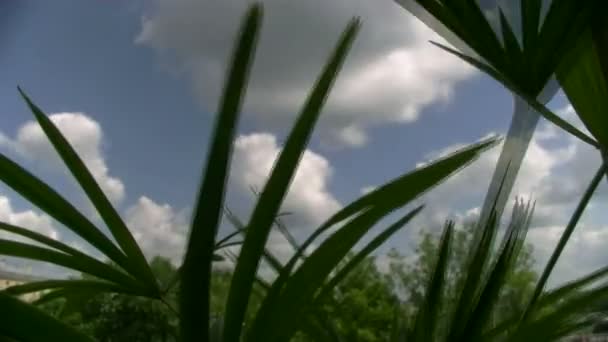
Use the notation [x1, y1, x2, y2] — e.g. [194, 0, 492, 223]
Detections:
[0, 0, 605, 287]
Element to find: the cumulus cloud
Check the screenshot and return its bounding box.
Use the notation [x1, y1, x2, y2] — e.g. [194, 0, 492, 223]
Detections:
[411, 130, 573, 228]
[231, 133, 341, 228]
[0, 113, 341, 267]
[0, 113, 186, 265]
[402, 105, 606, 285]
[528, 223, 608, 287]
[0, 195, 58, 241]
[2, 113, 125, 205]
[136, 0, 475, 147]
[125, 196, 189, 263]
[0, 113, 191, 265]
[0, 196, 67, 278]
[123, 131, 341, 265]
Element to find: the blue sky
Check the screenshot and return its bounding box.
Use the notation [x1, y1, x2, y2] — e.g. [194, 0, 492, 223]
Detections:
[0, 0, 604, 286]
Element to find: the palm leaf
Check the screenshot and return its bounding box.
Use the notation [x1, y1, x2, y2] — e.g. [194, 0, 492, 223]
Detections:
[520, 0, 542, 54]
[33, 288, 75, 306]
[446, 177, 527, 340]
[0, 292, 94, 342]
[249, 207, 390, 342]
[214, 228, 244, 249]
[523, 164, 605, 321]
[222, 17, 360, 342]
[249, 137, 497, 342]
[498, 9, 523, 72]
[410, 221, 453, 342]
[538, 264, 608, 311]
[0, 222, 150, 294]
[18, 88, 157, 293]
[460, 203, 531, 340]
[3, 279, 133, 297]
[0, 222, 91, 257]
[0, 239, 143, 291]
[276, 137, 498, 293]
[557, 28, 608, 149]
[446, 212, 500, 340]
[179, 5, 262, 341]
[430, 41, 598, 148]
[222, 208, 285, 274]
[515, 284, 608, 340]
[0, 153, 130, 270]
[400, 0, 596, 96]
[247, 137, 496, 341]
[396, 1, 598, 263]
[314, 205, 424, 302]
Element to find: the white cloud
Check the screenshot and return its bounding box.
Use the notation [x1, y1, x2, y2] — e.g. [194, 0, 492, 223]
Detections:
[1, 115, 340, 268]
[136, 0, 475, 147]
[3, 113, 125, 205]
[413, 131, 572, 228]
[190, 132, 341, 272]
[337, 125, 368, 147]
[118, 131, 340, 268]
[1, 114, 191, 269]
[231, 133, 341, 228]
[0, 113, 189, 266]
[0, 195, 58, 242]
[556, 104, 592, 135]
[406, 105, 607, 285]
[123, 195, 298, 269]
[125, 196, 189, 264]
[0, 194, 80, 277]
[527, 223, 608, 287]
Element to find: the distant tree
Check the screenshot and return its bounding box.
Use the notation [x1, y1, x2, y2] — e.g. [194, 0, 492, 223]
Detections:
[34, 220, 538, 342]
[150, 256, 179, 291]
[38, 256, 180, 342]
[75, 292, 178, 342]
[318, 256, 399, 342]
[77, 256, 179, 342]
[386, 219, 538, 323]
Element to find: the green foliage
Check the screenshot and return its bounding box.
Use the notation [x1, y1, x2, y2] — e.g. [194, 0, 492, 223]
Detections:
[70, 293, 177, 342]
[387, 217, 538, 322]
[0, 292, 94, 342]
[390, 0, 608, 339]
[179, 6, 262, 340]
[223, 14, 361, 342]
[397, 0, 599, 147]
[35, 256, 179, 342]
[557, 5, 608, 149]
[317, 257, 398, 342]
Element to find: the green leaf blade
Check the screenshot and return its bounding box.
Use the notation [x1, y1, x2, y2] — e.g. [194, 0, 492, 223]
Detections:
[249, 136, 497, 341]
[523, 164, 606, 321]
[222, 17, 360, 342]
[3, 279, 132, 297]
[315, 205, 423, 302]
[430, 41, 599, 148]
[179, 5, 263, 342]
[0, 292, 94, 342]
[557, 29, 608, 149]
[0, 221, 87, 257]
[0, 239, 143, 292]
[411, 221, 453, 342]
[0, 153, 130, 270]
[17, 88, 157, 294]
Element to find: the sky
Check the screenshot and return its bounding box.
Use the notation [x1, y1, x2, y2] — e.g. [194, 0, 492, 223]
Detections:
[0, 0, 605, 287]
